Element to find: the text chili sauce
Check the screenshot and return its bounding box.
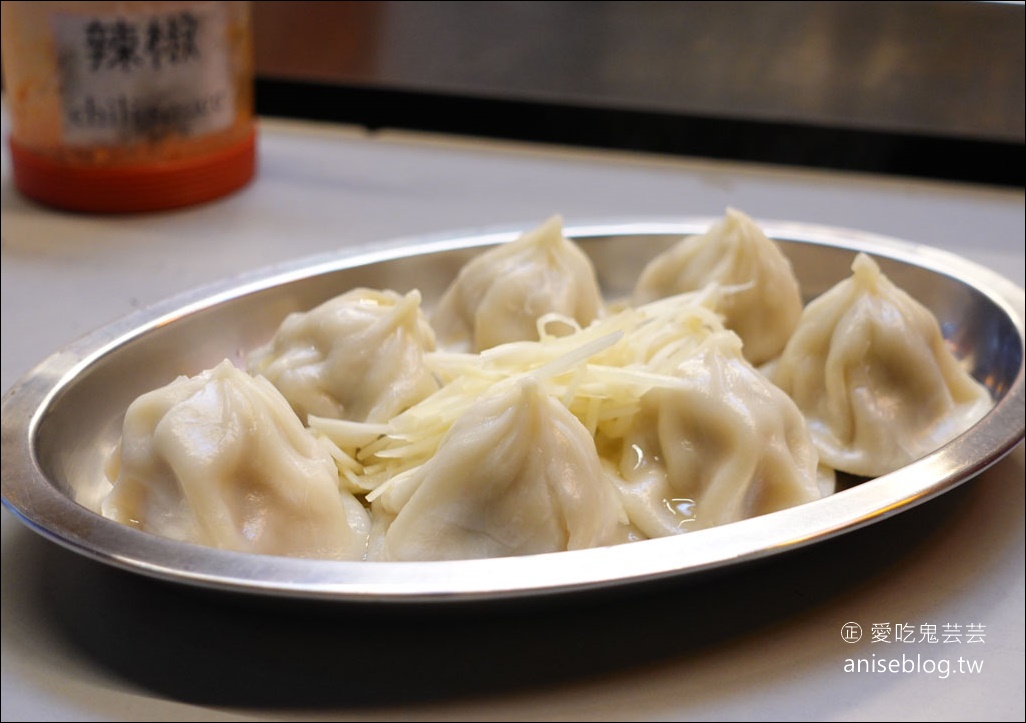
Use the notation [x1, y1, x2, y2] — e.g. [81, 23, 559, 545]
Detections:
[2, 1, 256, 212]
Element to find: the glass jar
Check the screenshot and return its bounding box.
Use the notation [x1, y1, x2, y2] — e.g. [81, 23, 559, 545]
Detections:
[1, 1, 256, 213]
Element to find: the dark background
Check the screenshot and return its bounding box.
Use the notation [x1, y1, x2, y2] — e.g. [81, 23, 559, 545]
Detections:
[251, 1, 1025, 187]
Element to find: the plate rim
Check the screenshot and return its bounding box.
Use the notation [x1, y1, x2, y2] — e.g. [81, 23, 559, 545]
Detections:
[2, 218, 1024, 603]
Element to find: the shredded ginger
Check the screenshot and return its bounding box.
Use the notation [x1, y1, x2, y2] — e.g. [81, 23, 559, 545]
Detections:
[309, 286, 730, 497]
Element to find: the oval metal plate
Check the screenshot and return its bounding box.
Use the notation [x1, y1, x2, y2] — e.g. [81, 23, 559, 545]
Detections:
[2, 219, 1024, 603]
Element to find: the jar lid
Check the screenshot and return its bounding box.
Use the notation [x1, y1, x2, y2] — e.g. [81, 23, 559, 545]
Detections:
[9, 128, 257, 214]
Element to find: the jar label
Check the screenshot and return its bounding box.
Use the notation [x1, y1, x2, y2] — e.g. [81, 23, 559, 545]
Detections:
[51, 4, 236, 147]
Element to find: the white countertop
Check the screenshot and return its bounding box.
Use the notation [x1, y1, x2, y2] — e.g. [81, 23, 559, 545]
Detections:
[2, 115, 1023, 722]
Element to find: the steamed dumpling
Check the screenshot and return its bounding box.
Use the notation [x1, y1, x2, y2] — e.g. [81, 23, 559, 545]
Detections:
[771, 253, 992, 477]
[374, 378, 629, 561]
[611, 331, 822, 537]
[101, 361, 370, 560]
[432, 216, 604, 351]
[633, 208, 802, 365]
[247, 288, 438, 423]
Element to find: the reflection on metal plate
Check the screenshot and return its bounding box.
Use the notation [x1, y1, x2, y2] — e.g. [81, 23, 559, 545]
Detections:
[2, 220, 1023, 603]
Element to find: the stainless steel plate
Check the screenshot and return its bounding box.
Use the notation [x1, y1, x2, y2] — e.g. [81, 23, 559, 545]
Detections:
[3, 219, 1024, 603]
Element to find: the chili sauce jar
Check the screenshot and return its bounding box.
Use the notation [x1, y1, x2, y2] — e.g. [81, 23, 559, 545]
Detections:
[2, 1, 256, 213]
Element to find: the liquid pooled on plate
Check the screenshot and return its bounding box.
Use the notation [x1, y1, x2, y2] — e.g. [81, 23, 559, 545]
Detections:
[100, 210, 992, 561]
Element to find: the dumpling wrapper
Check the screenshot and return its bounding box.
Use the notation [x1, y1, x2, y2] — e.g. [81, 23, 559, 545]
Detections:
[612, 331, 823, 537]
[772, 253, 992, 477]
[374, 377, 630, 561]
[633, 207, 803, 365]
[247, 288, 438, 423]
[432, 215, 604, 352]
[102, 361, 370, 560]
